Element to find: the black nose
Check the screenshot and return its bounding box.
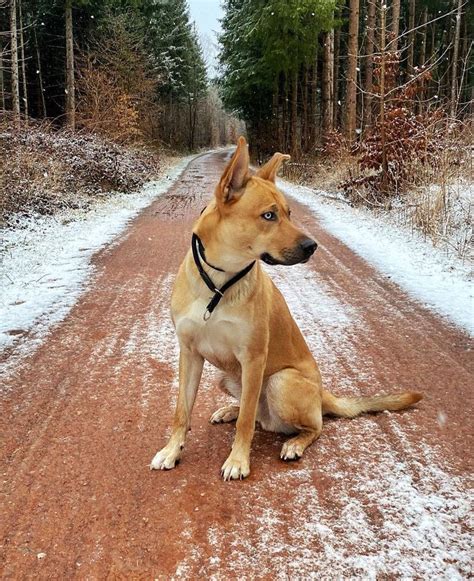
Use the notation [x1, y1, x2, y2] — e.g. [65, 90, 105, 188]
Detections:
[300, 238, 318, 257]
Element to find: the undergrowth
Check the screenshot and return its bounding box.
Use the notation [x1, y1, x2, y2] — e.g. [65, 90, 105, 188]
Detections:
[0, 118, 165, 224]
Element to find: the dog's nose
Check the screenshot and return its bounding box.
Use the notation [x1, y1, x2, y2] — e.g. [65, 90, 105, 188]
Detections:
[300, 238, 318, 257]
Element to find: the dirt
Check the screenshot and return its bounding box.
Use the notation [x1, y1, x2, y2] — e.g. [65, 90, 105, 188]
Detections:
[1, 150, 472, 579]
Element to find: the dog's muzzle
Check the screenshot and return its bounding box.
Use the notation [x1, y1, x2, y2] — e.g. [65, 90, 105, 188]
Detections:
[261, 237, 318, 266]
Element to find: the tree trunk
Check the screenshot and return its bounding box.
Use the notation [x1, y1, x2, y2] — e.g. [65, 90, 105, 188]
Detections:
[407, 0, 416, 74]
[302, 66, 309, 152]
[282, 73, 289, 151]
[65, 0, 75, 130]
[416, 6, 428, 112]
[277, 73, 284, 150]
[449, 0, 463, 118]
[33, 25, 47, 117]
[0, 35, 5, 111]
[345, 0, 359, 140]
[380, 1, 388, 193]
[333, 19, 341, 126]
[310, 51, 318, 146]
[18, 0, 28, 119]
[290, 67, 298, 157]
[391, 0, 401, 50]
[419, 6, 428, 66]
[442, 17, 453, 100]
[10, 0, 20, 126]
[322, 29, 334, 136]
[363, 0, 376, 131]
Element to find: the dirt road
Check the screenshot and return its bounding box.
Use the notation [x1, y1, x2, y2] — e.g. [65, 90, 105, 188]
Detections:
[1, 151, 472, 579]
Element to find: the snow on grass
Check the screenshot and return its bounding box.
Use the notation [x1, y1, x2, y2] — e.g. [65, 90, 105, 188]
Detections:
[280, 179, 473, 336]
[0, 155, 194, 369]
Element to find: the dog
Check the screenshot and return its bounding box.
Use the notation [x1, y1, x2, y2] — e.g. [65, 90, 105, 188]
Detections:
[150, 136, 422, 480]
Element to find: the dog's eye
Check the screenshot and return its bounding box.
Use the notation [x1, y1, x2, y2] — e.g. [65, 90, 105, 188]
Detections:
[262, 211, 276, 221]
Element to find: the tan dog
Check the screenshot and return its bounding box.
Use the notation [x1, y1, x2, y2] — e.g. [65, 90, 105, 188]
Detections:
[150, 137, 422, 480]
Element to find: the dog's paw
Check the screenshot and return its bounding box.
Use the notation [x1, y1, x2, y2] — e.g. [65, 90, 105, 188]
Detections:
[150, 444, 182, 471]
[221, 453, 250, 481]
[280, 440, 305, 461]
[210, 405, 240, 424]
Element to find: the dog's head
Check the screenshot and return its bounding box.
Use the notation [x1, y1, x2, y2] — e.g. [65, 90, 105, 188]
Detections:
[196, 136, 317, 271]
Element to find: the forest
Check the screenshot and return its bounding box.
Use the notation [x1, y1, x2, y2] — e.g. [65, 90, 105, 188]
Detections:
[219, 0, 472, 202]
[0, 0, 472, 214]
[0, 0, 244, 150]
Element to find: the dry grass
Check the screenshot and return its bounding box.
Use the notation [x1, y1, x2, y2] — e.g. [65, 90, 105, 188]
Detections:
[283, 152, 357, 193]
[0, 118, 165, 224]
[287, 127, 472, 260]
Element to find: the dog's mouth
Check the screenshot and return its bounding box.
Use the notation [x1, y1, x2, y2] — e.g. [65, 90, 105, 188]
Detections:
[260, 251, 313, 266]
[260, 252, 283, 265]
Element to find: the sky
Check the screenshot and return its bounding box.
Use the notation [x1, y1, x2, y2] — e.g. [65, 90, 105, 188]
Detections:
[187, 0, 224, 77]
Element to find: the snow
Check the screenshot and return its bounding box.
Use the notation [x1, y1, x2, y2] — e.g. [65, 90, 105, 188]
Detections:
[0, 155, 194, 369]
[279, 179, 473, 336]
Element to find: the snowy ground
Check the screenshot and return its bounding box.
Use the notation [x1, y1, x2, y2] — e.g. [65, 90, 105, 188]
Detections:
[0, 155, 195, 365]
[280, 179, 473, 336]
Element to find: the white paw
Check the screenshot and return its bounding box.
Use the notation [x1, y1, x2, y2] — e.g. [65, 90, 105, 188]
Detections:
[221, 453, 250, 481]
[150, 445, 182, 470]
[210, 405, 239, 424]
[280, 440, 304, 461]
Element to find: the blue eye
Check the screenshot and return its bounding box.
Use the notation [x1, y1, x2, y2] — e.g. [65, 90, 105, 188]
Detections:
[262, 211, 276, 221]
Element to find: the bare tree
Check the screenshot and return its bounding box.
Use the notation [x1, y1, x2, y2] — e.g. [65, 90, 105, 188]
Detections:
[333, 13, 341, 124]
[407, 0, 416, 74]
[322, 29, 334, 135]
[363, 0, 377, 130]
[450, 0, 463, 117]
[33, 24, 46, 117]
[65, 0, 75, 129]
[10, 0, 20, 125]
[379, 1, 388, 192]
[290, 67, 298, 156]
[391, 0, 401, 50]
[18, 0, 27, 118]
[345, 0, 360, 140]
[0, 29, 4, 112]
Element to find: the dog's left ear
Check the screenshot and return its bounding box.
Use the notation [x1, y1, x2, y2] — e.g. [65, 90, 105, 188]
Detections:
[256, 152, 291, 182]
[216, 136, 250, 205]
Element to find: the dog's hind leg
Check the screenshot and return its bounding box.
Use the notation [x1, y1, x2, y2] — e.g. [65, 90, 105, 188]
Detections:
[210, 404, 240, 424]
[266, 369, 323, 461]
[210, 374, 241, 424]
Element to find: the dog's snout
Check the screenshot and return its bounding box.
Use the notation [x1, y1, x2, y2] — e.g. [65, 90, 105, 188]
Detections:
[300, 238, 318, 257]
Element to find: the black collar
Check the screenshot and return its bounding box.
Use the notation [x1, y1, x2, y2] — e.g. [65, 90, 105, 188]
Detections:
[194, 233, 225, 272]
[191, 233, 255, 320]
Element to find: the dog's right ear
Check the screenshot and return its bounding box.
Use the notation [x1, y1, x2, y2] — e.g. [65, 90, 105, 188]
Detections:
[216, 136, 249, 205]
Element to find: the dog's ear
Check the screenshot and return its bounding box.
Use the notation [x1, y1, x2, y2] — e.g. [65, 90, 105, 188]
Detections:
[256, 152, 290, 182]
[216, 136, 250, 204]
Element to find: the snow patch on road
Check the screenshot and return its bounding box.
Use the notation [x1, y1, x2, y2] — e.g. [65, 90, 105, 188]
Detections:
[281, 180, 473, 335]
[194, 418, 471, 579]
[0, 155, 194, 366]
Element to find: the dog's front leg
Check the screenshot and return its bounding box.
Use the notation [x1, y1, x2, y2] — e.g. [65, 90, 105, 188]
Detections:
[150, 346, 204, 470]
[221, 355, 266, 480]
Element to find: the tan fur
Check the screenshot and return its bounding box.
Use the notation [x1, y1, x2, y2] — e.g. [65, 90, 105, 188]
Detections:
[150, 137, 422, 480]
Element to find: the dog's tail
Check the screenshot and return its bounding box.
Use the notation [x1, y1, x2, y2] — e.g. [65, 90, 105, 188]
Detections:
[322, 389, 422, 418]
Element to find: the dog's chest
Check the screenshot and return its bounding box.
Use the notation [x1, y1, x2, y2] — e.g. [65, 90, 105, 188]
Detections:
[174, 298, 245, 370]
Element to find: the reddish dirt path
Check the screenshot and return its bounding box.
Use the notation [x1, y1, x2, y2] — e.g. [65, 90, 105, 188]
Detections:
[1, 151, 472, 578]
